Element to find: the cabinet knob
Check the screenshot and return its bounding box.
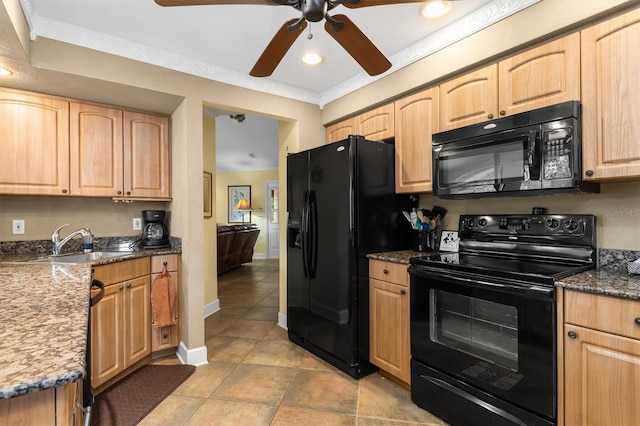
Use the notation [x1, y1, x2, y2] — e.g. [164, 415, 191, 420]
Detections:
[488, 114, 494, 119]
[499, 110, 506, 116]
[383, 269, 388, 274]
[163, 333, 169, 339]
[62, 189, 68, 194]
[634, 318, 640, 326]
[126, 191, 131, 196]
[126, 283, 132, 288]
[567, 331, 577, 339]
[119, 285, 124, 291]
[117, 191, 122, 195]
[585, 170, 594, 177]
[400, 289, 406, 295]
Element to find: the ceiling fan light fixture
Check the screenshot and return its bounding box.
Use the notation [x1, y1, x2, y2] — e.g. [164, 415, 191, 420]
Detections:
[302, 52, 323, 66]
[421, 1, 452, 19]
[0, 66, 12, 76]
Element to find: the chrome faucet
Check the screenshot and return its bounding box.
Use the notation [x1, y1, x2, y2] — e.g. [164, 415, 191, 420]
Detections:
[51, 224, 94, 255]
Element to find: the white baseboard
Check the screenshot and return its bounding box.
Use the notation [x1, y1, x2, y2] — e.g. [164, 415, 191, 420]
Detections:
[176, 341, 208, 366]
[253, 253, 266, 260]
[278, 312, 287, 330]
[204, 299, 220, 318]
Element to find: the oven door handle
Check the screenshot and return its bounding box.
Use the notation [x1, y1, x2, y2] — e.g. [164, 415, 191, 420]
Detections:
[408, 266, 554, 298]
[420, 375, 529, 426]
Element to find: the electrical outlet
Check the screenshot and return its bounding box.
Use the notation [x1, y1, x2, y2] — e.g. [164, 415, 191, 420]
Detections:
[133, 218, 142, 231]
[12, 219, 25, 235]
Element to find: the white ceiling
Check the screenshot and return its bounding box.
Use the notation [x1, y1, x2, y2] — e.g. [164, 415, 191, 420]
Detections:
[19, 0, 539, 107]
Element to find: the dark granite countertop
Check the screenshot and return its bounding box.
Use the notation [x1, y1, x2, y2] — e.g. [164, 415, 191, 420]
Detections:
[367, 250, 434, 264]
[557, 269, 640, 300]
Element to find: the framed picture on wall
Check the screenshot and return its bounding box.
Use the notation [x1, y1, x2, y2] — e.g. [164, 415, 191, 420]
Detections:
[228, 185, 251, 223]
[203, 172, 212, 218]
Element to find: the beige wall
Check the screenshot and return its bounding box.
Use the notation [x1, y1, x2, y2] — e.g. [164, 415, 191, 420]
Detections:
[215, 169, 279, 256]
[419, 182, 640, 251]
[203, 114, 217, 306]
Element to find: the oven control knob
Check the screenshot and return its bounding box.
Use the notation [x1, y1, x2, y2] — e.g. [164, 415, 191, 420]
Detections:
[564, 219, 579, 232]
[463, 218, 475, 229]
[478, 218, 488, 227]
[545, 218, 559, 229]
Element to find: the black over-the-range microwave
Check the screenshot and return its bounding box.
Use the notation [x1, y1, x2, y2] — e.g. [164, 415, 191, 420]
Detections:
[432, 101, 600, 198]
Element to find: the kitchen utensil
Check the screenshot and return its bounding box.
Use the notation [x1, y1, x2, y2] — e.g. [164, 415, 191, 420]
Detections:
[416, 210, 425, 223]
[402, 211, 413, 226]
[431, 205, 447, 219]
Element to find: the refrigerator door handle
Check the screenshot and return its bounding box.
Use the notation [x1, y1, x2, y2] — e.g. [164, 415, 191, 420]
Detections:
[308, 190, 318, 279]
[301, 190, 310, 278]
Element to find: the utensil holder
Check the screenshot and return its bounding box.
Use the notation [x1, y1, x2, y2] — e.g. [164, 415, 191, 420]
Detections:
[414, 230, 439, 252]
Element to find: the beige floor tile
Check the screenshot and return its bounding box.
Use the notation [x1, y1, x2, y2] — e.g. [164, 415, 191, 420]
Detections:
[138, 394, 205, 426]
[206, 334, 258, 362]
[271, 406, 356, 426]
[241, 306, 279, 321]
[357, 418, 443, 426]
[242, 339, 306, 368]
[185, 399, 277, 426]
[216, 318, 275, 339]
[256, 295, 279, 308]
[212, 363, 297, 405]
[299, 351, 340, 372]
[173, 360, 237, 398]
[281, 369, 359, 414]
[358, 374, 444, 424]
[150, 355, 181, 366]
[206, 306, 250, 321]
[263, 324, 288, 340]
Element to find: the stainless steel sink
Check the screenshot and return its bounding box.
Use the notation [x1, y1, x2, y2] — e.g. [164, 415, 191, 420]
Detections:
[27, 251, 134, 264]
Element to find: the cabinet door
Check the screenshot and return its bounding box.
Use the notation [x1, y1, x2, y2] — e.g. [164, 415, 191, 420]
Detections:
[581, 9, 640, 181]
[355, 103, 394, 141]
[123, 275, 151, 368]
[91, 283, 124, 388]
[564, 324, 640, 426]
[498, 33, 580, 117]
[151, 262, 181, 352]
[0, 89, 70, 195]
[395, 88, 439, 193]
[70, 102, 124, 197]
[439, 64, 498, 131]
[370, 278, 410, 384]
[123, 111, 171, 199]
[326, 118, 356, 144]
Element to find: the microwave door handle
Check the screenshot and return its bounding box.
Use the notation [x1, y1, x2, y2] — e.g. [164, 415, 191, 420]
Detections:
[528, 130, 540, 180]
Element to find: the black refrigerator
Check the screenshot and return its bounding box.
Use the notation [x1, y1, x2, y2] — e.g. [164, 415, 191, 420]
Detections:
[286, 135, 414, 378]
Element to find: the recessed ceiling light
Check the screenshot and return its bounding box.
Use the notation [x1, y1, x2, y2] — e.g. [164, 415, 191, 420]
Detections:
[421, 1, 452, 19]
[0, 67, 12, 76]
[302, 52, 323, 66]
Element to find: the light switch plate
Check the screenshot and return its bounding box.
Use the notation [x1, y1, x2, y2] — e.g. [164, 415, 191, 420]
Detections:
[439, 230, 459, 252]
[12, 219, 25, 235]
[133, 218, 142, 231]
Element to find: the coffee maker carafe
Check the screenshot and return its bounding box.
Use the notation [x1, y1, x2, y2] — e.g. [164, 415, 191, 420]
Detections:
[141, 210, 170, 249]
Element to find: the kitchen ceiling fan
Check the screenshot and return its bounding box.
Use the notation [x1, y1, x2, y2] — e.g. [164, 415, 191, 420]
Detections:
[154, 0, 434, 77]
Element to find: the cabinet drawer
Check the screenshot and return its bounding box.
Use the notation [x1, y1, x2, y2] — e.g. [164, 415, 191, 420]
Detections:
[369, 260, 408, 286]
[93, 257, 150, 284]
[151, 255, 179, 273]
[565, 290, 640, 340]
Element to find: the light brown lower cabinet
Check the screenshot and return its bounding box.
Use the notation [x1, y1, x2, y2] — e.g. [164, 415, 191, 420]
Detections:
[151, 254, 181, 354]
[369, 259, 410, 386]
[561, 289, 640, 426]
[91, 258, 151, 391]
[0, 381, 81, 426]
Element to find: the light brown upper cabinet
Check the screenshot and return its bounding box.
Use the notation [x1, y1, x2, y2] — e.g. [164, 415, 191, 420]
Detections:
[440, 33, 580, 131]
[581, 8, 640, 181]
[355, 103, 394, 141]
[70, 102, 124, 197]
[394, 88, 439, 193]
[0, 89, 70, 195]
[123, 111, 171, 199]
[325, 103, 394, 144]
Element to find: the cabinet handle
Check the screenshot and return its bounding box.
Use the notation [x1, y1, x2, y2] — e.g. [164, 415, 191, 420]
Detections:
[400, 289, 406, 295]
[585, 170, 594, 177]
[488, 114, 494, 119]
[383, 269, 388, 274]
[499, 110, 506, 116]
[119, 285, 124, 291]
[567, 331, 577, 339]
[634, 318, 640, 326]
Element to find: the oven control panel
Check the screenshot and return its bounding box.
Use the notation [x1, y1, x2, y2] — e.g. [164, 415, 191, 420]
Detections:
[460, 214, 595, 237]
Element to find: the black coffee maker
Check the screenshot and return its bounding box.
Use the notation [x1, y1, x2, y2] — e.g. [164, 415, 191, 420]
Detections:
[141, 210, 170, 249]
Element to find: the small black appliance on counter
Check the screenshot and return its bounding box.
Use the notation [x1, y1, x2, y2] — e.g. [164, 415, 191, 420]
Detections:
[141, 210, 170, 249]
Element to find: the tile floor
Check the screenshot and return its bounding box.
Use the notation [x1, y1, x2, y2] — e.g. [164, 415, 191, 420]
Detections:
[142, 259, 446, 425]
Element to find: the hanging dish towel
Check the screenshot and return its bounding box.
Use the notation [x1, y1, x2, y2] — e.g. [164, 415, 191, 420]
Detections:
[151, 267, 176, 328]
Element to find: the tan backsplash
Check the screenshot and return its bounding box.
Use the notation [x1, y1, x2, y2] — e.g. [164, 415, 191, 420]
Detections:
[0, 196, 169, 241]
[419, 181, 640, 251]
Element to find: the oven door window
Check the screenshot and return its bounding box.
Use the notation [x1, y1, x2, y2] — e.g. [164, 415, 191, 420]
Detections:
[430, 290, 519, 373]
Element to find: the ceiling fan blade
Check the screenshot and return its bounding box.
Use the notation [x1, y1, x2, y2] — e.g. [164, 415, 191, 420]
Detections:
[324, 14, 391, 76]
[341, 0, 428, 8]
[155, 0, 266, 6]
[250, 19, 308, 77]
